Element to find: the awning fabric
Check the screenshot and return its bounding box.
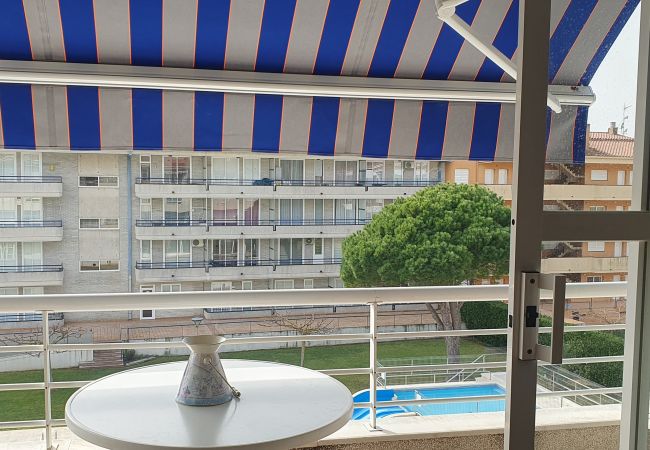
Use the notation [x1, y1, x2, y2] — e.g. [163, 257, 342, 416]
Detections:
[0, 0, 639, 163]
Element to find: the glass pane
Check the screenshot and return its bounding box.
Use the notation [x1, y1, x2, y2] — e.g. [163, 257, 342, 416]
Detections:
[0, 153, 16, 176]
[21, 153, 41, 177]
[0, 198, 17, 220]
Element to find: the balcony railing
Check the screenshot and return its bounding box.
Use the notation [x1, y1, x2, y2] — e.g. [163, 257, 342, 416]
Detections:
[136, 177, 442, 187]
[0, 312, 63, 323]
[136, 218, 370, 227]
[0, 282, 628, 449]
[0, 220, 63, 228]
[0, 264, 63, 273]
[0, 176, 62, 183]
[135, 258, 342, 269]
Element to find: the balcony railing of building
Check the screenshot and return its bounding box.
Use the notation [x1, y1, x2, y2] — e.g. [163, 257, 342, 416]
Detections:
[136, 218, 370, 227]
[135, 177, 442, 188]
[0, 265, 63, 273]
[0, 312, 63, 323]
[135, 258, 342, 270]
[0, 220, 63, 228]
[0, 282, 627, 449]
[0, 176, 62, 183]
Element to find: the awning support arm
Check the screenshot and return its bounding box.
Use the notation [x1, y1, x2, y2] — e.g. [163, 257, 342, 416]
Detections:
[435, 0, 563, 113]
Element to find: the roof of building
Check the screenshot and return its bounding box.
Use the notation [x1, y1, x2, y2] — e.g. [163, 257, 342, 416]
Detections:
[587, 131, 634, 159]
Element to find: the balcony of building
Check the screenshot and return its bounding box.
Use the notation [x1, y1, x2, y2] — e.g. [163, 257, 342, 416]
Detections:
[135, 258, 341, 283]
[135, 218, 366, 240]
[0, 220, 63, 242]
[0, 176, 63, 198]
[0, 264, 63, 287]
[0, 282, 629, 450]
[134, 176, 443, 199]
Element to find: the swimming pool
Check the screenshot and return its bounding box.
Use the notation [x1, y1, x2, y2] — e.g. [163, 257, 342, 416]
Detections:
[352, 384, 505, 420]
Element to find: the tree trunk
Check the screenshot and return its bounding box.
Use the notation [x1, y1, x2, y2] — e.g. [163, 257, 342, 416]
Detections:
[300, 342, 306, 367]
[426, 302, 464, 363]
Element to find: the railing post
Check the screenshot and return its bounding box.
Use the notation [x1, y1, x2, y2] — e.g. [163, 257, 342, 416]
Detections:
[42, 311, 52, 450]
[369, 302, 378, 429]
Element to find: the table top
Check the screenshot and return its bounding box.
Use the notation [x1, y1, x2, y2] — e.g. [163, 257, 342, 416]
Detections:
[65, 360, 353, 450]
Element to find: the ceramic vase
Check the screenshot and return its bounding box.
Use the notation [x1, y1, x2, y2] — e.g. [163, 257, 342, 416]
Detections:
[175, 335, 233, 406]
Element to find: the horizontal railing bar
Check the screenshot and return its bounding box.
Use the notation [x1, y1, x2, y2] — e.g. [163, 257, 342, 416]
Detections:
[0, 344, 44, 353]
[0, 282, 627, 313]
[0, 420, 47, 430]
[559, 356, 624, 364]
[540, 324, 626, 333]
[320, 368, 372, 376]
[0, 382, 45, 391]
[535, 387, 622, 398]
[378, 328, 505, 339]
[381, 361, 506, 373]
[50, 380, 89, 389]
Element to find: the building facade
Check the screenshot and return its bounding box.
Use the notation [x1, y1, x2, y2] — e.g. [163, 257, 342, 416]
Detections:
[0, 125, 632, 322]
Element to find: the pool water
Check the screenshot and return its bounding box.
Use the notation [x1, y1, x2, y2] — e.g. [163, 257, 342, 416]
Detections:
[352, 384, 505, 420]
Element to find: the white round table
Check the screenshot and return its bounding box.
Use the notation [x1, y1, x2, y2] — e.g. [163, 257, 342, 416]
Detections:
[65, 360, 353, 450]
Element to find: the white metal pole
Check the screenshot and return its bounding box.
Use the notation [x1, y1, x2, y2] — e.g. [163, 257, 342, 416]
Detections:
[504, 1, 551, 449]
[621, 0, 650, 448]
[369, 303, 378, 430]
[42, 311, 52, 450]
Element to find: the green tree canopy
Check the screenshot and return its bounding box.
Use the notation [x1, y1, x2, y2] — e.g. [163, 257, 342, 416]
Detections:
[341, 183, 511, 288]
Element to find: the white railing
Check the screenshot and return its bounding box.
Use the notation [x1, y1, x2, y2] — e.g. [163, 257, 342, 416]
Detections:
[0, 282, 628, 449]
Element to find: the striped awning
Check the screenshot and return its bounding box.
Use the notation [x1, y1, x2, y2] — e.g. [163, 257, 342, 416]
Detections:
[0, 0, 639, 163]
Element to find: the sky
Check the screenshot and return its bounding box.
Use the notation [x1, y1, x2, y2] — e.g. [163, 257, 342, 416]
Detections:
[588, 5, 641, 135]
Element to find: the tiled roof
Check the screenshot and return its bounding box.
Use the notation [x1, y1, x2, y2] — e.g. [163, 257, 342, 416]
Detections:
[587, 131, 634, 158]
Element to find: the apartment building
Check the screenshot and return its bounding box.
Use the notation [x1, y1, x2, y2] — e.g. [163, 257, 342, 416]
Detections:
[0, 125, 631, 322]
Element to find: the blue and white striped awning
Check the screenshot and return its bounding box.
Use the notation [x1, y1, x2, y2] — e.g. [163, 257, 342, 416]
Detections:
[0, 0, 639, 163]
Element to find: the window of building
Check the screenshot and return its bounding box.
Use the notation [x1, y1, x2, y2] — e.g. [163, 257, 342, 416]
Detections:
[140, 155, 151, 179]
[23, 287, 44, 295]
[335, 199, 355, 223]
[79, 176, 118, 187]
[242, 199, 259, 225]
[80, 260, 120, 271]
[160, 284, 181, 293]
[0, 288, 19, 295]
[211, 282, 232, 291]
[629, 170, 634, 185]
[313, 159, 324, 184]
[304, 279, 314, 289]
[244, 239, 258, 262]
[589, 206, 606, 212]
[164, 240, 191, 264]
[334, 160, 357, 184]
[278, 159, 304, 185]
[414, 161, 429, 183]
[313, 238, 324, 262]
[274, 280, 294, 289]
[590, 169, 608, 181]
[141, 241, 152, 263]
[212, 239, 238, 265]
[498, 169, 508, 185]
[21, 153, 41, 177]
[22, 198, 42, 221]
[80, 218, 119, 229]
[164, 197, 191, 223]
[0, 153, 16, 177]
[454, 169, 469, 184]
[140, 198, 152, 221]
[484, 169, 494, 185]
[363, 161, 384, 184]
[213, 198, 239, 224]
[587, 241, 605, 252]
[617, 170, 626, 186]
[279, 199, 303, 225]
[279, 238, 303, 262]
[0, 242, 17, 266]
[0, 198, 17, 220]
[243, 158, 260, 181]
[586, 276, 602, 283]
[393, 161, 404, 183]
[22, 242, 42, 266]
[242, 281, 253, 290]
[333, 239, 343, 260]
[163, 156, 190, 183]
[358, 199, 383, 221]
[212, 157, 239, 181]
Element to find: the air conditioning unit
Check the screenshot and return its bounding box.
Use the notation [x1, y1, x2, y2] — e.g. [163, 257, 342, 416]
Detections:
[305, 238, 314, 245]
[404, 161, 414, 169]
[192, 239, 204, 248]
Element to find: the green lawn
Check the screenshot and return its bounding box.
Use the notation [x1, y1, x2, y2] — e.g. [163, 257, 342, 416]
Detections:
[0, 338, 486, 422]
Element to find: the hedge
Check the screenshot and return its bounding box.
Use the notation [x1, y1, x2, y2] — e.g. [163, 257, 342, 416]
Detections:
[460, 301, 623, 387]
